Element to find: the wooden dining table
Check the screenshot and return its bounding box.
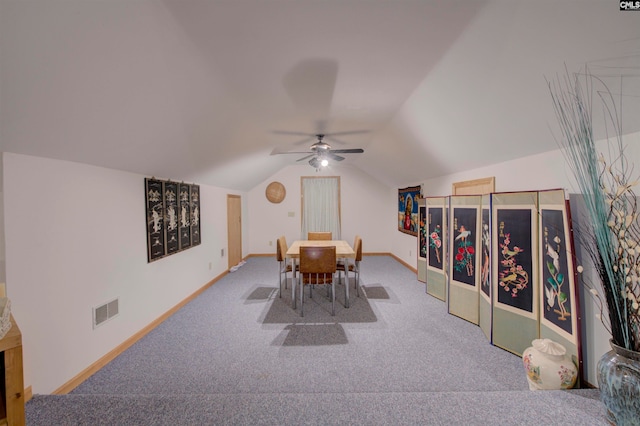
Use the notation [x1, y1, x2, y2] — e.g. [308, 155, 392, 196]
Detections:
[286, 240, 356, 310]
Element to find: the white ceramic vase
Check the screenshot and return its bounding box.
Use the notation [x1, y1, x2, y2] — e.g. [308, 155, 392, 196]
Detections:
[522, 338, 577, 390]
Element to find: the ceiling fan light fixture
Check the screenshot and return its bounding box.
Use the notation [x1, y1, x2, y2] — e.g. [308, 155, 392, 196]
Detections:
[308, 156, 329, 170]
[309, 157, 320, 168]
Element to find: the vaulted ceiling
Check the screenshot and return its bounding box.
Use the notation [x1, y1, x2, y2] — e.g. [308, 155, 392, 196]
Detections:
[2, 1, 639, 191]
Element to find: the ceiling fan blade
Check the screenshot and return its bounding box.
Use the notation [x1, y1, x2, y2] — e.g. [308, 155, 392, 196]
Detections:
[271, 150, 314, 155]
[324, 136, 348, 146]
[325, 130, 370, 138]
[293, 136, 316, 146]
[325, 134, 369, 146]
[324, 132, 369, 146]
[271, 131, 315, 146]
[296, 154, 315, 162]
[331, 148, 364, 154]
[272, 130, 315, 137]
[327, 152, 345, 161]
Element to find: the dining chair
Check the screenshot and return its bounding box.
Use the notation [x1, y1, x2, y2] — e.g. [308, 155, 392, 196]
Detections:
[276, 236, 297, 297]
[308, 231, 332, 240]
[337, 235, 362, 297]
[299, 245, 337, 316]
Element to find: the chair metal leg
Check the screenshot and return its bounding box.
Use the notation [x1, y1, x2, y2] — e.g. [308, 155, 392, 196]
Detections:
[278, 261, 290, 297]
[355, 262, 360, 297]
[292, 259, 297, 310]
[331, 281, 335, 316]
[300, 280, 304, 317]
[344, 263, 350, 308]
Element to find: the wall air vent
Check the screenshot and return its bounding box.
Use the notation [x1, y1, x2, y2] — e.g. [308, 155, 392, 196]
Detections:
[93, 298, 119, 328]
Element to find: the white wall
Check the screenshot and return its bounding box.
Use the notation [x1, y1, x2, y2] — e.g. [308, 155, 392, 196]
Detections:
[247, 164, 394, 255]
[3, 153, 245, 394]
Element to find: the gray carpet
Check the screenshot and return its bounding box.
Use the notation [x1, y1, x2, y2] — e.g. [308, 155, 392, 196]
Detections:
[26, 255, 607, 425]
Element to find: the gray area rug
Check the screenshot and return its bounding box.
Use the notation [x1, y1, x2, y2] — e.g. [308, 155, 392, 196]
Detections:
[26, 256, 607, 425]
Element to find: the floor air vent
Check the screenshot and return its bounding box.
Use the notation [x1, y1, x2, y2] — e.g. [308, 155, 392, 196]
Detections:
[93, 298, 119, 328]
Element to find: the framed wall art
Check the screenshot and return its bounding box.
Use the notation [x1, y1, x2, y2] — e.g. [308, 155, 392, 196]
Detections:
[398, 186, 421, 236]
[145, 178, 201, 262]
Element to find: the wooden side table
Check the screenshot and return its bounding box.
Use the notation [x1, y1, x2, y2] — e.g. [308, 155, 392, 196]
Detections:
[0, 316, 25, 426]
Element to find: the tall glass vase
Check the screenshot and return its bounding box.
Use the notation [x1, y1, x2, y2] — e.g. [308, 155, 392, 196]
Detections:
[597, 340, 640, 426]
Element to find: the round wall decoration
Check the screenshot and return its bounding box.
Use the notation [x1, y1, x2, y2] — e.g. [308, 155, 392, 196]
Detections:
[265, 181, 286, 203]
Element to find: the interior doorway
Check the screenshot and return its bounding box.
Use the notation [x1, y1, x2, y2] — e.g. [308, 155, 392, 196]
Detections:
[452, 177, 495, 195]
[227, 194, 242, 270]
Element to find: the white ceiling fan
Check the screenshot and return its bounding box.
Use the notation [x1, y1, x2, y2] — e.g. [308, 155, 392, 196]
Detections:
[273, 133, 365, 168]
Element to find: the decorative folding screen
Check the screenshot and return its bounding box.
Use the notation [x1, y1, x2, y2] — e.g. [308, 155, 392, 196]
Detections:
[422, 188, 581, 379]
[426, 197, 448, 301]
[448, 195, 482, 325]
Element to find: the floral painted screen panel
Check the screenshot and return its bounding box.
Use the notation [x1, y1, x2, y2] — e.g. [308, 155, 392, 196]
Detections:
[480, 205, 491, 299]
[491, 191, 540, 356]
[417, 198, 427, 283]
[495, 208, 535, 313]
[479, 194, 492, 342]
[419, 202, 427, 261]
[538, 188, 581, 386]
[428, 206, 444, 271]
[426, 196, 448, 302]
[448, 195, 482, 325]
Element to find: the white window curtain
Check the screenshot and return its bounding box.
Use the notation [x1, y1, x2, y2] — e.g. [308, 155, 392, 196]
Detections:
[301, 177, 341, 240]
